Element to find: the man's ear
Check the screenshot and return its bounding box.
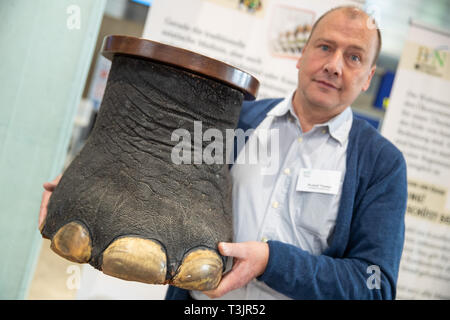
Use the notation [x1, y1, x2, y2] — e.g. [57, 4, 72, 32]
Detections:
[296, 55, 302, 69]
[362, 65, 376, 92]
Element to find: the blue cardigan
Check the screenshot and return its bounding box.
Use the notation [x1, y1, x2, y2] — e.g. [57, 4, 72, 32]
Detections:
[166, 98, 407, 300]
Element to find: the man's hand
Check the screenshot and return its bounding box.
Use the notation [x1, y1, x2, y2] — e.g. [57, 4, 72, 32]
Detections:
[202, 241, 269, 299]
[38, 174, 62, 231]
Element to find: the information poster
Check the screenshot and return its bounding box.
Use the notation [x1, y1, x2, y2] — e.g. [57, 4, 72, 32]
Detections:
[381, 22, 450, 299]
[142, 0, 363, 99]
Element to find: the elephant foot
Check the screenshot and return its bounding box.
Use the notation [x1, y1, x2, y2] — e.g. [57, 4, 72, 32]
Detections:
[101, 241, 223, 290]
[47, 223, 223, 290]
[102, 237, 167, 284]
[171, 248, 223, 291]
[50, 221, 92, 264]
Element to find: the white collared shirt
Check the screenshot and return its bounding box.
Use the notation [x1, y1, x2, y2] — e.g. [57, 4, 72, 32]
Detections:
[192, 91, 353, 300]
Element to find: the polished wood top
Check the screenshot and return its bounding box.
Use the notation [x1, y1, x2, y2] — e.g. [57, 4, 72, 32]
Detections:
[101, 35, 259, 100]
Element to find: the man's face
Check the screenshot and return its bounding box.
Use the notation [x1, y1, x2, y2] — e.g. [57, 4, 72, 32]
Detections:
[295, 10, 378, 116]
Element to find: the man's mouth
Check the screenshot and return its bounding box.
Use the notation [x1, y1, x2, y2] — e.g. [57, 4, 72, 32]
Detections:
[314, 80, 340, 90]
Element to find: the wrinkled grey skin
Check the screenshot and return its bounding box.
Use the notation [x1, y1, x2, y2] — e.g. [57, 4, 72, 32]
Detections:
[41, 55, 243, 278]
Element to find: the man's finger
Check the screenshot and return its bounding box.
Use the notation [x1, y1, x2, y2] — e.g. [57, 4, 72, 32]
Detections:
[217, 265, 246, 292]
[38, 191, 51, 228]
[43, 174, 62, 191]
[203, 263, 246, 298]
[43, 182, 56, 192]
[219, 242, 247, 259]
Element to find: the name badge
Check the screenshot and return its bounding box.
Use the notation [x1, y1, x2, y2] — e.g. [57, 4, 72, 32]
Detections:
[296, 168, 342, 195]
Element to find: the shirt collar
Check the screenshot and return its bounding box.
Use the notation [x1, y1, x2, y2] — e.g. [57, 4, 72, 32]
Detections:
[267, 90, 295, 117]
[267, 90, 353, 146]
[318, 107, 353, 146]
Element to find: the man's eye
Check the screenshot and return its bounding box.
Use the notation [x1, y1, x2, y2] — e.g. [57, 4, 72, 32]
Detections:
[350, 55, 361, 62]
[320, 45, 329, 51]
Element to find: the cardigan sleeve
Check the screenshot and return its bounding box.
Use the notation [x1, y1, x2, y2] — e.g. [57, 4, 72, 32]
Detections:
[257, 143, 408, 299]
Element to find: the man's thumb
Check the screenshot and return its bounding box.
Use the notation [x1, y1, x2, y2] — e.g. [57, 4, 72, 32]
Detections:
[218, 242, 245, 258]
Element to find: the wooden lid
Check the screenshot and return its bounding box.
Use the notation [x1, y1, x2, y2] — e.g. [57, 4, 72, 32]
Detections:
[101, 35, 259, 100]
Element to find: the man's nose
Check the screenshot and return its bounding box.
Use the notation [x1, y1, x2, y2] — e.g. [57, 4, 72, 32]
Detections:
[323, 52, 343, 77]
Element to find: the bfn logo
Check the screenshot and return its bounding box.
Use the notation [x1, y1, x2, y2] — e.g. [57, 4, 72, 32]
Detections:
[414, 45, 448, 77]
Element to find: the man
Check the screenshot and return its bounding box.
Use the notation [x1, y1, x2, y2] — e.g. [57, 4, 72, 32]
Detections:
[39, 6, 407, 299]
